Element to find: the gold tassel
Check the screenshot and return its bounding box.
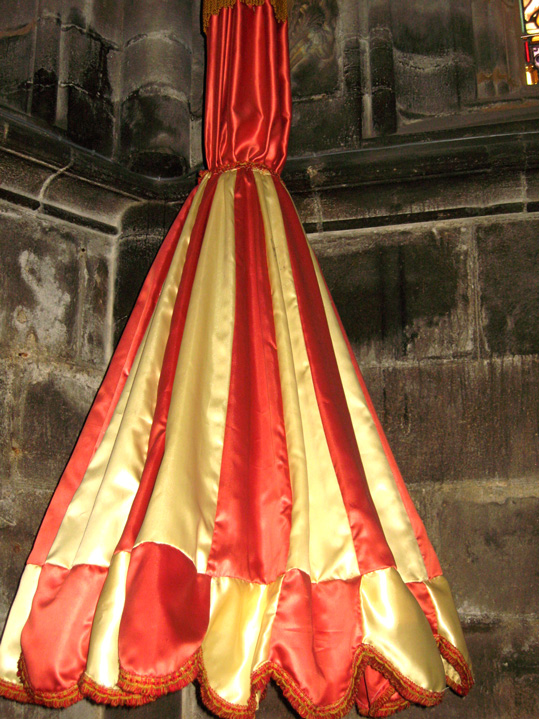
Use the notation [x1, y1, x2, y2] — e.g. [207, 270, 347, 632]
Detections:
[203, 0, 288, 32]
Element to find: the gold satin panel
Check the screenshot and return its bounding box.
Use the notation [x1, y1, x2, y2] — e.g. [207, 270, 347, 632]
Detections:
[311, 248, 428, 585]
[46, 177, 210, 570]
[360, 567, 446, 692]
[85, 551, 131, 688]
[255, 172, 360, 583]
[135, 172, 237, 572]
[425, 575, 471, 668]
[202, 575, 283, 704]
[0, 564, 41, 684]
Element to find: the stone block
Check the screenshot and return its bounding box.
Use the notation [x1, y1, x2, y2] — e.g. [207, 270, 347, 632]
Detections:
[0, 481, 53, 621]
[32, 14, 62, 125]
[476, 218, 539, 356]
[0, 149, 57, 199]
[44, 172, 137, 232]
[10, 362, 100, 485]
[121, 201, 180, 240]
[121, 36, 191, 101]
[63, 1, 91, 31]
[61, 26, 116, 155]
[103, 690, 182, 718]
[362, 357, 539, 485]
[391, 0, 454, 56]
[0, 201, 111, 367]
[66, 84, 114, 156]
[113, 233, 162, 343]
[393, 49, 459, 120]
[0, 32, 34, 112]
[0, 360, 13, 508]
[315, 225, 473, 362]
[371, 86, 397, 136]
[0, 210, 80, 362]
[122, 0, 192, 46]
[288, 94, 360, 157]
[0, 697, 106, 718]
[78, 237, 113, 367]
[90, 0, 124, 45]
[435, 494, 539, 618]
[405, 619, 539, 719]
[0, 0, 37, 28]
[120, 92, 190, 177]
[315, 169, 524, 228]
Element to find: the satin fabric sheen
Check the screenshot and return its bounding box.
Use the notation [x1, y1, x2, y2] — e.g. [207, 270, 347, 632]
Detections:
[0, 1, 472, 717]
[204, 0, 291, 174]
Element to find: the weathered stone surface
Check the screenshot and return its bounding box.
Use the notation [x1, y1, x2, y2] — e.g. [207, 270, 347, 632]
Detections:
[44, 172, 137, 232]
[122, 0, 192, 45]
[32, 14, 62, 125]
[120, 92, 190, 177]
[114, 233, 162, 343]
[0, 30, 34, 112]
[362, 357, 539, 485]
[0, 205, 113, 366]
[313, 169, 525, 230]
[78, 237, 113, 366]
[0, 209, 80, 361]
[315, 225, 473, 362]
[61, 26, 116, 156]
[10, 362, 100, 485]
[0, 149, 58, 200]
[477, 218, 539, 356]
[289, 94, 361, 157]
[0, 697, 106, 718]
[434, 493, 539, 618]
[90, 0, 124, 45]
[104, 690, 182, 718]
[121, 37, 191, 102]
[0, 358, 101, 624]
[405, 619, 539, 719]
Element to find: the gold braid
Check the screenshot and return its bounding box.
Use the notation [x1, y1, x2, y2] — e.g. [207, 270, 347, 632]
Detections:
[203, 0, 288, 32]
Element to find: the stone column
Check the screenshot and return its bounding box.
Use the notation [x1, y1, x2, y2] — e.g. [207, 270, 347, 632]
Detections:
[119, 0, 193, 177]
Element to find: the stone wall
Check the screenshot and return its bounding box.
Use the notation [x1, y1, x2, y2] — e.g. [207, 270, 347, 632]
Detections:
[0, 1, 538, 719]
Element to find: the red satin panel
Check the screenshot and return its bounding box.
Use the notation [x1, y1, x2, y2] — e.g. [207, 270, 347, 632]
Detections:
[407, 582, 438, 634]
[273, 179, 395, 575]
[20, 564, 108, 692]
[27, 188, 198, 567]
[356, 668, 403, 716]
[268, 570, 362, 705]
[316, 268, 443, 579]
[118, 544, 211, 679]
[115, 176, 219, 553]
[205, 1, 291, 174]
[206, 169, 292, 583]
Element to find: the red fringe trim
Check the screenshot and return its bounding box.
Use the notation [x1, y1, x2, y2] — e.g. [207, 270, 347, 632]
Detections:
[436, 634, 475, 695]
[79, 672, 149, 707]
[4, 635, 473, 718]
[17, 654, 82, 708]
[0, 676, 33, 704]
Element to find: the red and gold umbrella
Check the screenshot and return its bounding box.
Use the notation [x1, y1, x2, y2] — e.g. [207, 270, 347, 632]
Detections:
[0, 1, 473, 716]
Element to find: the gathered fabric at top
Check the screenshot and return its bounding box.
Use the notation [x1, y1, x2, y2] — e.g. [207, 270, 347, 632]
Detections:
[0, 1, 473, 717]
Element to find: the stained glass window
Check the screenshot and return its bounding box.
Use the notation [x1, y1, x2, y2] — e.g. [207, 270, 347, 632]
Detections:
[520, 0, 539, 84]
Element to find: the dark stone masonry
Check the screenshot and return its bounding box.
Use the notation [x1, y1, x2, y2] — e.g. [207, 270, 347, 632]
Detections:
[0, 1, 538, 717]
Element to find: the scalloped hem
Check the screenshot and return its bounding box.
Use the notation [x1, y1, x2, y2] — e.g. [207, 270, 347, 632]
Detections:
[5, 637, 473, 718]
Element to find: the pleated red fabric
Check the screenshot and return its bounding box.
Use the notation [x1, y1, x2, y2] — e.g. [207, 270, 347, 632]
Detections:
[0, 1, 473, 717]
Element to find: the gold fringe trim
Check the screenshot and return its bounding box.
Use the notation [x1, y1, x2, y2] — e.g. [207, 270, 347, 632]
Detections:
[6, 635, 473, 717]
[203, 0, 288, 32]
